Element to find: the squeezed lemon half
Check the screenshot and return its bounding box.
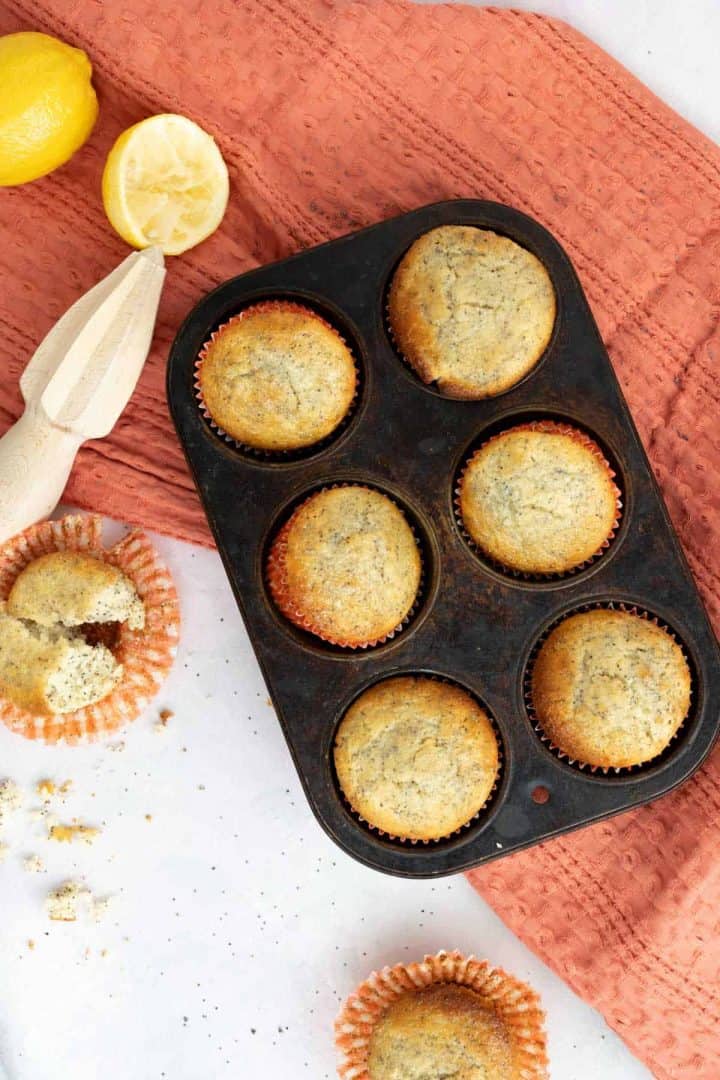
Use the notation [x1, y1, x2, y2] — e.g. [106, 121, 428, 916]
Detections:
[102, 113, 230, 256]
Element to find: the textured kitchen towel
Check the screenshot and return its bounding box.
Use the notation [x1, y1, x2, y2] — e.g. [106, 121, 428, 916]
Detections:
[0, 2, 719, 1075]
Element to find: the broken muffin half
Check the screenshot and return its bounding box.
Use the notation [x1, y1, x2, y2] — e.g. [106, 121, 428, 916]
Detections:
[0, 552, 145, 716]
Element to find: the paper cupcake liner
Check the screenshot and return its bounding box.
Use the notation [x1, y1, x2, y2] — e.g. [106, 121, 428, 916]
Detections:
[265, 484, 426, 650]
[0, 515, 180, 745]
[455, 420, 623, 582]
[335, 950, 548, 1080]
[334, 674, 503, 845]
[525, 601, 694, 776]
[194, 300, 361, 461]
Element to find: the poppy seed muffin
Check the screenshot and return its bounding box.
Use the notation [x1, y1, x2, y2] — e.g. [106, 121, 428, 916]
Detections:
[197, 301, 356, 451]
[266, 487, 421, 647]
[334, 676, 499, 839]
[367, 984, 515, 1079]
[531, 609, 691, 768]
[8, 551, 145, 630]
[388, 226, 555, 398]
[336, 951, 548, 1080]
[0, 605, 121, 716]
[458, 421, 619, 574]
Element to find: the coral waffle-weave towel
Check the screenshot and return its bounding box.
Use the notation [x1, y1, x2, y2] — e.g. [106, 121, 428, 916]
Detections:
[1, 1, 719, 1075]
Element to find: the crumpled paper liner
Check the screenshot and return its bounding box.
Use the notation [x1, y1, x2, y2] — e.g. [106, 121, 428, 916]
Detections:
[0, 514, 180, 744]
[455, 419, 623, 580]
[335, 949, 548, 1079]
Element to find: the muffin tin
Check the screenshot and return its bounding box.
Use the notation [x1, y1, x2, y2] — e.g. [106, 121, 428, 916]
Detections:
[167, 199, 720, 878]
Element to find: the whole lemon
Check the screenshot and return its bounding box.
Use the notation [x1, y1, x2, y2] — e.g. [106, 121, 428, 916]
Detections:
[0, 31, 98, 186]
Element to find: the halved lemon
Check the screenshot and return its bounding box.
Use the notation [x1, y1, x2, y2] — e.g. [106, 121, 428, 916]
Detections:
[102, 113, 229, 256]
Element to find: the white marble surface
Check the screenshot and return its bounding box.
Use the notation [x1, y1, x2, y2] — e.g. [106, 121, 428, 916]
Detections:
[2, 3, 718, 1078]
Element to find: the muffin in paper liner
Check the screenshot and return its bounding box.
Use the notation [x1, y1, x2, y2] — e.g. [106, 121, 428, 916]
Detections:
[455, 420, 622, 580]
[194, 300, 360, 458]
[265, 485, 424, 650]
[0, 515, 180, 744]
[526, 602, 693, 775]
[334, 675, 503, 845]
[385, 227, 556, 401]
[335, 950, 548, 1079]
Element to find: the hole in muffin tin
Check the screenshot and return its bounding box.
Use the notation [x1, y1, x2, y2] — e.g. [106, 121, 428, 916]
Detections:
[451, 410, 628, 588]
[194, 292, 368, 466]
[328, 671, 507, 849]
[261, 478, 439, 659]
[381, 225, 560, 400]
[523, 600, 700, 781]
[530, 785, 550, 805]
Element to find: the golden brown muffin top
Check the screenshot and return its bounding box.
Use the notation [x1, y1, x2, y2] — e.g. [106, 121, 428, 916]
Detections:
[531, 609, 691, 768]
[388, 226, 555, 399]
[334, 676, 499, 839]
[368, 984, 514, 1080]
[7, 551, 144, 630]
[198, 305, 356, 450]
[270, 487, 421, 646]
[458, 423, 618, 574]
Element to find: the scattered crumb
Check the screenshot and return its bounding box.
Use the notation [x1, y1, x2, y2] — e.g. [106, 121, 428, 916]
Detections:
[37, 780, 56, 798]
[100, 948, 109, 958]
[0, 779, 23, 822]
[0, 842, 8, 862]
[265, 697, 272, 707]
[28, 807, 46, 822]
[23, 854, 45, 873]
[49, 824, 100, 845]
[108, 741, 125, 753]
[59, 780, 73, 795]
[145, 814, 152, 822]
[154, 708, 174, 734]
[91, 896, 111, 922]
[46, 881, 87, 922]
[27, 939, 35, 951]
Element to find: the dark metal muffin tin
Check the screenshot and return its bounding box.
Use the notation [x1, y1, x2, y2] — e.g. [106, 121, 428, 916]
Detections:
[167, 199, 720, 878]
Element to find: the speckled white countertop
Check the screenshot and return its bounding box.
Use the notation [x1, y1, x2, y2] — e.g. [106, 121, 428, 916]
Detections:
[1, 3, 716, 1078]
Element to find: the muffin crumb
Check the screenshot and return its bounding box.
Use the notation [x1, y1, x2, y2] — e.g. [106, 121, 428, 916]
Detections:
[49, 823, 100, 845]
[46, 880, 88, 921]
[23, 854, 45, 873]
[0, 778, 23, 822]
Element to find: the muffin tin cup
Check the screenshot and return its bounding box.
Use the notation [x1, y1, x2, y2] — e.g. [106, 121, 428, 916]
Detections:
[194, 299, 362, 461]
[525, 601, 693, 777]
[168, 198, 720, 878]
[334, 949, 548, 1080]
[333, 674, 504, 845]
[454, 419, 623, 582]
[265, 483, 427, 651]
[0, 514, 180, 745]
